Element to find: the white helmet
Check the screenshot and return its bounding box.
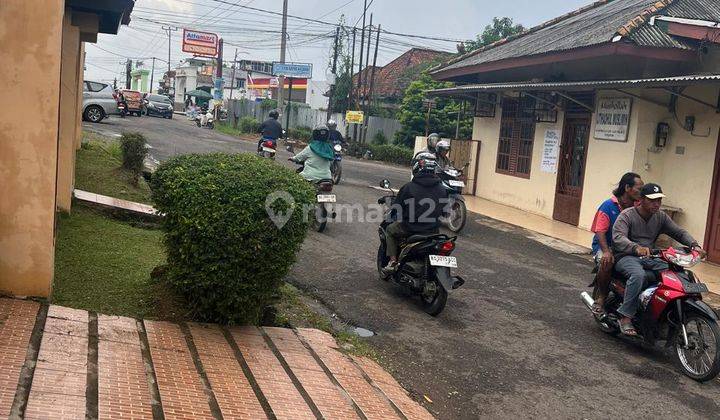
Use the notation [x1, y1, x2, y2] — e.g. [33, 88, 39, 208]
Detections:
[327, 119, 337, 130]
[427, 133, 440, 153]
[436, 140, 450, 154]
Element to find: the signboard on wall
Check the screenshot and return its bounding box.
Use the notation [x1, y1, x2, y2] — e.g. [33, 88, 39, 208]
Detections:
[346, 110, 364, 124]
[541, 129, 561, 173]
[594, 97, 632, 141]
[182, 29, 219, 57]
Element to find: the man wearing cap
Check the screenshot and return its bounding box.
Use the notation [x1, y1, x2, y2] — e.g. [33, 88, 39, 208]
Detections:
[612, 183, 705, 336]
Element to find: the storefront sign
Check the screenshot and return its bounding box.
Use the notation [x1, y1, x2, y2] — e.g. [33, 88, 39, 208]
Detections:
[594, 97, 632, 141]
[346, 110, 364, 124]
[272, 62, 313, 78]
[541, 129, 561, 173]
[182, 29, 219, 57]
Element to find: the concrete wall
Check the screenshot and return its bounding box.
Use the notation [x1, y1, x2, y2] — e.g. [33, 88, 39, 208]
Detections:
[0, 0, 64, 297]
[56, 12, 82, 212]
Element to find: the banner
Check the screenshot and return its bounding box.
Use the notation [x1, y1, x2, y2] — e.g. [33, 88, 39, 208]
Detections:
[346, 110, 364, 124]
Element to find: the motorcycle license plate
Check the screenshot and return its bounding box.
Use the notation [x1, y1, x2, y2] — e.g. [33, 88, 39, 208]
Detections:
[262, 147, 276, 153]
[684, 282, 709, 294]
[429, 255, 457, 268]
[317, 194, 336, 203]
[448, 180, 465, 188]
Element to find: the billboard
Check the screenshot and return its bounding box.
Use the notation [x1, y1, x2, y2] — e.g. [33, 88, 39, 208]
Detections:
[182, 29, 219, 57]
[346, 110, 364, 124]
[272, 62, 313, 78]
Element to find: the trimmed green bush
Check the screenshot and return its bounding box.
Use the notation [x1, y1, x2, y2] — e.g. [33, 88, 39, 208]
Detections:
[372, 131, 388, 145]
[368, 144, 414, 165]
[119, 132, 147, 184]
[288, 126, 312, 141]
[150, 153, 315, 324]
[239, 116, 260, 134]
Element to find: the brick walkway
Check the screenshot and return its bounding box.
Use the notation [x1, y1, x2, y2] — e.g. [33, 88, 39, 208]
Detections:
[0, 298, 433, 420]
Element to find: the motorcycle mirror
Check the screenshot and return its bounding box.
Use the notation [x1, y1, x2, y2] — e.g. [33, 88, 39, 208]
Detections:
[380, 179, 390, 189]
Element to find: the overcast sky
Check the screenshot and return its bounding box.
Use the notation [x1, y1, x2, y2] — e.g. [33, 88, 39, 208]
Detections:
[85, 0, 592, 85]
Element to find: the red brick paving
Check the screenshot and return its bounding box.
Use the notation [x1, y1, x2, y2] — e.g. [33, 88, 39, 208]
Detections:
[145, 320, 214, 420]
[0, 299, 39, 417]
[189, 323, 267, 420]
[0, 299, 434, 419]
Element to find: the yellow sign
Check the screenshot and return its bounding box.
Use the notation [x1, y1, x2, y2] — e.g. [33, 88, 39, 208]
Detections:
[346, 110, 364, 124]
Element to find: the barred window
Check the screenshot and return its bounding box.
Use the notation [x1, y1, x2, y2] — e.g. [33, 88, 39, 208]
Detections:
[496, 96, 536, 178]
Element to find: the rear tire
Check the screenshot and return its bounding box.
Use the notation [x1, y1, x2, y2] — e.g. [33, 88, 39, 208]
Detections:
[420, 277, 447, 316]
[331, 161, 342, 184]
[673, 313, 720, 382]
[446, 199, 467, 233]
[314, 204, 328, 233]
[377, 244, 389, 281]
[196, 120, 201, 127]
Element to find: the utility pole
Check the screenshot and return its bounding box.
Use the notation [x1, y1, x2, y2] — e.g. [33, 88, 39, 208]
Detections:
[348, 28, 356, 111]
[354, 0, 367, 142]
[365, 24, 381, 143]
[125, 59, 132, 89]
[162, 26, 177, 74]
[326, 26, 341, 121]
[362, 15, 372, 109]
[113, 78, 117, 90]
[229, 49, 238, 100]
[149, 57, 156, 94]
[277, 0, 288, 113]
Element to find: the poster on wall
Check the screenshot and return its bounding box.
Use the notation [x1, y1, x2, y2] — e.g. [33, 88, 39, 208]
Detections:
[541, 128, 561, 173]
[594, 97, 632, 141]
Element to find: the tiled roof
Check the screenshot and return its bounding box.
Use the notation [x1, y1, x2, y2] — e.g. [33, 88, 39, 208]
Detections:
[434, 0, 719, 76]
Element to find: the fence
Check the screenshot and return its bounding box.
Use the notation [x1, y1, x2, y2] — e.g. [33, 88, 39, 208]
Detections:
[225, 99, 401, 143]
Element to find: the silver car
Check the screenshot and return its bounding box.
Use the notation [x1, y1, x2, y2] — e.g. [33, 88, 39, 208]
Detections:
[82, 81, 119, 123]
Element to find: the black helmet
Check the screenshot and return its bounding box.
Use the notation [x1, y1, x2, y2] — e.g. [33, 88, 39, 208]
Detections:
[269, 110, 279, 119]
[427, 133, 441, 153]
[312, 124, 330, 142]
[412, 152, 438, 176]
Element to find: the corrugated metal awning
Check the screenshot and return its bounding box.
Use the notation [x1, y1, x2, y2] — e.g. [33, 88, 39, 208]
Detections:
[427, 74, 720, 96]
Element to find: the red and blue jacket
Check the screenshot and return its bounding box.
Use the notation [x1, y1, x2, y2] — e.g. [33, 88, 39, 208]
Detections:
[590, 196, 622, 254]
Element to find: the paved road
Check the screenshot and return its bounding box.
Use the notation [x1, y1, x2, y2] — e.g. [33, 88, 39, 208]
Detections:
[84, 116, 720, 419]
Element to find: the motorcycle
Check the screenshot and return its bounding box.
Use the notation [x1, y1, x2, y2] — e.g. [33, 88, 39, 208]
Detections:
[257, 138, 277, 160]
[195, 110, 215, 129]
[292, 160, 336, 233]
[331, 143, 343, 184]
[580, 247, 720, 382]
[438, 165, 468, 232]
[376, 179, 465, 316]
[117, 102, 127, 118]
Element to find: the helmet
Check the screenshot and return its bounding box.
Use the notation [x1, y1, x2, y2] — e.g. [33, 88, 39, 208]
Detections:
[312, 124, 330, 142]
[436, 140, 450, 155]
[327, 119, 337, 130]
[427, 133, 441, 153]
[412, 152, 438, 176]
[269, 110, 279, 119]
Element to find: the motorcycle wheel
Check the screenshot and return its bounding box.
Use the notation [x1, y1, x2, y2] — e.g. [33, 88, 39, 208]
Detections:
[592, 288, 619, 335]
[376, 244, 390, 281]
[673, 313, 720, 382]
[420, 276, 447, 316]
[263, 151, 276, 160]
[331, 161, 342, 185]
[195, 120, 201, 127]
[208, 121, 214, 129]
[313, 203, 328, 233]
[445, 199, 467, 233]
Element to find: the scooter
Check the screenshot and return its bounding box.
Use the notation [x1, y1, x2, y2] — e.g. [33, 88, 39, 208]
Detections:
[438, 165, 468, 233]
[291, 160, 336, 233]
[118, 102, 127, 118]
[331, 143, 343, 184]
[376, 179, 465, 316]
[257, 138, 277, 160]
[195, 110, 214, 129]
[580, 247, 720, 382]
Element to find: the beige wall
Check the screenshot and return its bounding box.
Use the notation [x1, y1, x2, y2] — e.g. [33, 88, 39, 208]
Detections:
[56, 12, 82, 212]
[0, 0, 64, 297]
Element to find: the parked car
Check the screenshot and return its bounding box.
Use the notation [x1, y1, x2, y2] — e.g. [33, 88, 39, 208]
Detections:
[143, 94, 174, 119]
[82, 81, 119, 123]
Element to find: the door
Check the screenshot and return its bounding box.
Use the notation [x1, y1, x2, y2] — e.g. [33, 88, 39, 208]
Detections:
[704, 132, 720, 263]
[553, 116, 591, 225]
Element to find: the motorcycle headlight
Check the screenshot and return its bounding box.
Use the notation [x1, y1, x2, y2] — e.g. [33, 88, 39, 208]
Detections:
[168, 105, 173, 111]
[334, 144, 342, 152]
[667, 252, 700, 268]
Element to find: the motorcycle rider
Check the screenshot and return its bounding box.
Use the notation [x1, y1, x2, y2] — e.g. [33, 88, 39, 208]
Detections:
[290, 124, 334, 182]
[257, 110, 283, 152]
[612, 183, 705, 336]
[589, 172, 643, 315]
[382, 153, 449, 276]
[434, 140, 452, 171]
[412, 133, 441, 165]
[327, 119, 345, 145]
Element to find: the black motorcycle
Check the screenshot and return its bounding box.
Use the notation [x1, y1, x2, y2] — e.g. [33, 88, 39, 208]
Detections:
[438, 165, 468, 233]
[376, 179, 464, 316]
[292, 160, 335, 233]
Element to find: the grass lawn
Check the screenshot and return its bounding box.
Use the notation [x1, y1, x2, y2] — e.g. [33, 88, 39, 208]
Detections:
[75, 133, 152, 204]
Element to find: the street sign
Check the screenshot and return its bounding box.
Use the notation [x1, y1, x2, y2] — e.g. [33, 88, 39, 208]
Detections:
[272, 62, 313, 78]
[182, 29, 219, 57]
[346, 110, 364, 124]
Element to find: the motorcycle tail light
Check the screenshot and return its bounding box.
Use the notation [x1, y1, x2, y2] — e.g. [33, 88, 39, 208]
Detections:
[319, 182, 333, 192]
[438, 241, 455, 255]
[262, 140, 275, 148]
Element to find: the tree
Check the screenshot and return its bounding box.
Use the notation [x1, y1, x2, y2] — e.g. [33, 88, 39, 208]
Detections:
[394, 72, 472, 147]
[328, 16, 353, 114]
[457, 17, 524, 54]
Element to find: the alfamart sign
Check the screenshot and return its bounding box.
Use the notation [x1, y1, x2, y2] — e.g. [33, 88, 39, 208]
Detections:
[182, 29, 219, 57]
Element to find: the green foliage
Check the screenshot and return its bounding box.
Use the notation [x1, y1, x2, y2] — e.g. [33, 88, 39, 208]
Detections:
[368, 144, 414, 165]
[289, 126, 312, 141]
[372, 131, 388, 145]
[260, 98, 278, 110]
[328, 15, 353, 114]
[150, 153, 316, 324]
[239, 116, 260, 134]
[459, 17, 525, 54]
[119, 132, 147, 183]
[395, 73, 472, 147]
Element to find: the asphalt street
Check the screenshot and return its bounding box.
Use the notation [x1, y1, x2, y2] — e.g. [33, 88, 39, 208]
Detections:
[84, 115, 720, 419]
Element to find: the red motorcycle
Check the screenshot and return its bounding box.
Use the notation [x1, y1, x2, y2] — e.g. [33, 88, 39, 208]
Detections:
[581, 247, 720, 381]
[257, 138, 277, 160]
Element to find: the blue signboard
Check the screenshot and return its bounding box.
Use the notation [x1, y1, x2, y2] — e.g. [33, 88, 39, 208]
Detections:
[213, 77, 224, 100]
[272, 62, 313, 79]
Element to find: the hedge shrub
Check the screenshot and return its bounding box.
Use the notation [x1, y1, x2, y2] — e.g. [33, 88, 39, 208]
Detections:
[150, 153, 315, 324]
[368, 144, 414, 165]
[119, 132, 147, 184]
[239, 116, 260, 134]
[372, 131, 388, 145]
[288, 126, 312, 141]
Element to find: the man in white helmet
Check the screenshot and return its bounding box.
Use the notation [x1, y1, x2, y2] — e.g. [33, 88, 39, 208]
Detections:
[327, 119, 345, 145]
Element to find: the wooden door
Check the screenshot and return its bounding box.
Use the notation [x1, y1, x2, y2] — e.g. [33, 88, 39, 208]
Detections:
[704, 132, 720, 264]
[553, 116, 591, 226]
